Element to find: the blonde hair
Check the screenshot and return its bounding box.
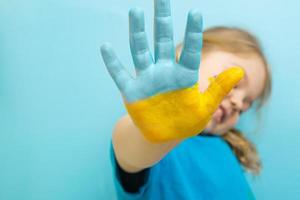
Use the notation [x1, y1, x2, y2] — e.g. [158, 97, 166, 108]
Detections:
[176, 26, 272, 175]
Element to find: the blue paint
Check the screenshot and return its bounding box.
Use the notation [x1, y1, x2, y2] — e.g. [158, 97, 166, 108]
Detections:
[101, 0, 202, 103]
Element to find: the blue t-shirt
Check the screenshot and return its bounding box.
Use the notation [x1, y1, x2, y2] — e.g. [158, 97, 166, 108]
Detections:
[110, 135, 255, 200]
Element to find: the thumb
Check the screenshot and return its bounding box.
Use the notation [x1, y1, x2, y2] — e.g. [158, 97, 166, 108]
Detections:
[204, 66, 245, 106]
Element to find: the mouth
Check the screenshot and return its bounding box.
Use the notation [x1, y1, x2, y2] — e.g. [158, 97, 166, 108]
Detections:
[213, 105, 227, 124]
[219, 105, 227, 123]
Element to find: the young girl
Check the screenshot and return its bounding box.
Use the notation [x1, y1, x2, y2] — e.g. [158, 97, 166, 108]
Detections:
[101, 0, 271, 199]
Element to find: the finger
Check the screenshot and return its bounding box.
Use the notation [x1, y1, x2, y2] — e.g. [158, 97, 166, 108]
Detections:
[179, 9, 203, 70]
[154, 0, 175, 61]
[129, 7, 154, 73]
[100, 43, 133, 93]
[204, 67, 245, 110]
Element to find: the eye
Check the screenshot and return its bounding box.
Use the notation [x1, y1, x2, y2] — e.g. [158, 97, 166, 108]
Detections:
[233, 83, 240, 89]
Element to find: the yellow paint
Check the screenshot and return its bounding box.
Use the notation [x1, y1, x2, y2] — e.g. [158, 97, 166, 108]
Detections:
[125, 67, 244, 143]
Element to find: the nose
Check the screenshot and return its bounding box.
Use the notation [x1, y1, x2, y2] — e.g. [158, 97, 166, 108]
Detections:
[230, 91, 244, 111]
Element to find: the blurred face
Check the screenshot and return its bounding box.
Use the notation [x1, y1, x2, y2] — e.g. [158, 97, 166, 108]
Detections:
[198, 51, 266, 135]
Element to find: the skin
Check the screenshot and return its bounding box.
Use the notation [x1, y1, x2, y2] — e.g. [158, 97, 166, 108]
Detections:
[111, 50, 267, 173]
[199, 51, 266, 135]
[104, 0, 267, 173]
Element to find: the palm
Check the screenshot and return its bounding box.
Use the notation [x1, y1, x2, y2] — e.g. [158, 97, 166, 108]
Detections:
[101, 0, 244, 142]
[129, 61, 199, 102]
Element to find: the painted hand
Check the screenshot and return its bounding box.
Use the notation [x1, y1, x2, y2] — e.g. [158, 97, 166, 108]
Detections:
[101, 0, 244, 143]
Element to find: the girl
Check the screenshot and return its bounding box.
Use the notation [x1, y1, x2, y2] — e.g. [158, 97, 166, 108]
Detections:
[101, 0, 271, 199]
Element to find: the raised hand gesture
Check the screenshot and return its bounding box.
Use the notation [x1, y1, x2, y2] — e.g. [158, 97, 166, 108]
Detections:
[101, 0, 244, 143]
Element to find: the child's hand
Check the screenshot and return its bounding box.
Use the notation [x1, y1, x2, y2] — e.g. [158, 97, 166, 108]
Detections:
[101, 0, 244, 143]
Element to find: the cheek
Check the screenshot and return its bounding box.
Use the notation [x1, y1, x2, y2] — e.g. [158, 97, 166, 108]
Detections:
[226, 113, 240, 127]
[198, 67, 216, 93]
[198, 63, 225, 93]
[198, 78, 209, 93]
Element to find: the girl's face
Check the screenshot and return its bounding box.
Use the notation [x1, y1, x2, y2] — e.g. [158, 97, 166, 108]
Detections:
[198, 51, 266, 135]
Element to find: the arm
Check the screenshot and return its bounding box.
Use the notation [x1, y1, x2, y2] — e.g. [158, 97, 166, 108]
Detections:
[112, 114, 182, 173]
[101, 0, 243, 175]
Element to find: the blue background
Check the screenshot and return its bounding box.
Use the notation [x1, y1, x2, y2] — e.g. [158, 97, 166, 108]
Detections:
[0, 0, 299, 199]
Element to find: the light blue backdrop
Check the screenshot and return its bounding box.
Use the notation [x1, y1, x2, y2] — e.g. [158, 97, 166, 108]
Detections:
[0, 0, 299, 199]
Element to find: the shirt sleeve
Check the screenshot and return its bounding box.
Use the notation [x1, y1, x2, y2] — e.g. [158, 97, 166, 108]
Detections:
[110, 142, 151, 200]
